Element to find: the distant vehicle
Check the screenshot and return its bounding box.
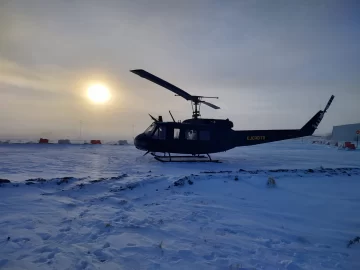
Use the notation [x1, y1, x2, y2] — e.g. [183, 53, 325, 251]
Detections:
[131, 69, 334, 162]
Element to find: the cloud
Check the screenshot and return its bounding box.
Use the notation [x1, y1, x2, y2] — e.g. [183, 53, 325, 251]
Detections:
[0, 0, 359, 139]
[0, 58, 60, 92]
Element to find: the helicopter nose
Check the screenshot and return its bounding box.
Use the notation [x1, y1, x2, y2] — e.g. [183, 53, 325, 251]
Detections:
[134, 133, 148, 151]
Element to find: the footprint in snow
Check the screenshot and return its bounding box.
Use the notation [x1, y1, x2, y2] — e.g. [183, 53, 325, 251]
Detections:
[280, 239, 292, 247]
[177, 249, 194, 258]
[47, 252, 56, 259]
[295, 236, 310, 244]
[37, 233, 51, 240]
[203, 252, 216, 261]
[215, 228, 237, 236]
[90, 234, 98, 240]
[16, 254, 29, 260]
[33, 257, 48, 263]
[79, 209, 89, 218]
[170, 256, 181, 262]
[93, 249, 111, 262]
[33, 245, 58, 254]
[315, 243, 331, 249]
[12, 237, 31, 243]
[0, 259, 8, 268]
[76, 260, 89, 270]
[59, 226, 71, 233]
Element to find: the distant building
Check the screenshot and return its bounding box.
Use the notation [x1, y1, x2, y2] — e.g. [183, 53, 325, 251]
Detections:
[331, 123, 360, 142]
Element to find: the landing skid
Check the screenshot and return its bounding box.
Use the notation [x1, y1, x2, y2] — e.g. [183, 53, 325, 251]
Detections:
[150, 153, 221, 163]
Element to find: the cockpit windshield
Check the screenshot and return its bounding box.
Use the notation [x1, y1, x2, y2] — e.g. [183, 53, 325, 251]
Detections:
[144, 123, 156, 136]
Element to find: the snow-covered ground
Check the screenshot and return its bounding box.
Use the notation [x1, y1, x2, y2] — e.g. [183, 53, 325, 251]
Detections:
[0, 141, 359, 269]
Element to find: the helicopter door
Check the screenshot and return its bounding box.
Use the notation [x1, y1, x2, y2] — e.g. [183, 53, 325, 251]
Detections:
[199, 130, 210, 141]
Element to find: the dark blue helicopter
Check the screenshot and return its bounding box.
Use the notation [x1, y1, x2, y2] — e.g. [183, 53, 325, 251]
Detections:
[131, 69, 334, 162]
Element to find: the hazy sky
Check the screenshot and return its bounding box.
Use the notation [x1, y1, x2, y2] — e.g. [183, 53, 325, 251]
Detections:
[1, 0, 359, 141]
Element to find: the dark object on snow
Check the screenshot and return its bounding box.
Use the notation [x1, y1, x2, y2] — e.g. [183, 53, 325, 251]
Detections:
[347, 236, 360, 248]
[39, 138, 49, 144]
[0, 179, 11, 184]
[202, 170, 232, 174]
[90, 178, 106, 183]
[26, 178, 47, 183]
[188, 179, 194, 185]
[90, 140, 101, 144]
[267, 177, 276, 187]
[25, 178, 47, 185]
[130, 69, 335, 163]
[7, 236, 10, 241]
[110, 174, 128, 180]
[174, 178, 185, 187]
[57, 177, 72, 185]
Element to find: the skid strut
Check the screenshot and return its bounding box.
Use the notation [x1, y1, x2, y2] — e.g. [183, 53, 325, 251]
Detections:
[150, 152, 220, 163]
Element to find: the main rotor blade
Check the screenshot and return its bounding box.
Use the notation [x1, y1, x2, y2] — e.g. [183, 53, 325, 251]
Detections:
[131, 69, 193, 101]
[201, 100, 220, 109]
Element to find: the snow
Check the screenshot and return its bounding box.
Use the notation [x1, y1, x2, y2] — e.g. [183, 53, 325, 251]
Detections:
[0, 140, 360, 269]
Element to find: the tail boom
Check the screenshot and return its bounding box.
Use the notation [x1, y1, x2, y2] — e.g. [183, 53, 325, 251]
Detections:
[233, 95, 334, 147]
[233, 129, 305, 147]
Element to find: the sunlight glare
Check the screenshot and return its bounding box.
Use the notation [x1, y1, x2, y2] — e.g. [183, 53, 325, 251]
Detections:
[87, 84, 111, 104]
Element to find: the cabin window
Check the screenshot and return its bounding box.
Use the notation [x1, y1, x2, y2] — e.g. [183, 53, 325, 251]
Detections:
[199, 130, 210, 140]
[153, 126, 166, 140]
[174, 128, 180, 139]
[185, 129, 197, 140]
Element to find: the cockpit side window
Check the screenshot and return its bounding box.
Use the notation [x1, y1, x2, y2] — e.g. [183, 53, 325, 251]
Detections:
[144, 123, 156, 136]
[152, 126, 166, 140]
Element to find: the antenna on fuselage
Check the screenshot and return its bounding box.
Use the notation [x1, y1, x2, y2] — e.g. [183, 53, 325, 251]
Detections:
[169, 110, 176, 122]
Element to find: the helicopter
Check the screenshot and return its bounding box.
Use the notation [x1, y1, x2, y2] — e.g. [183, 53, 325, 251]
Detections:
[131, 69, 335, 162]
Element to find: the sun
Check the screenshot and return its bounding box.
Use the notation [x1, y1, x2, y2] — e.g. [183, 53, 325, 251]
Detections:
[87, 84, 111, 103]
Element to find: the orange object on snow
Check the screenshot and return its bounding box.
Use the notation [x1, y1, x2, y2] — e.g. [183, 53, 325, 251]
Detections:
[344, 142, 352, 148]
[39, 138, 49, 144]
[347, 144, 356, 150]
